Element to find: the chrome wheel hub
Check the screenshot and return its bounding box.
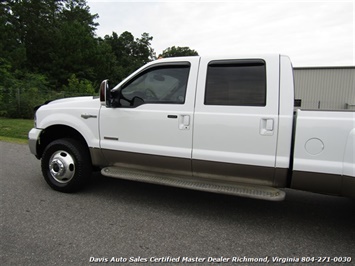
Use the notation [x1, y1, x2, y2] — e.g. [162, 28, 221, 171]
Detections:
[49, 151, 75, 183]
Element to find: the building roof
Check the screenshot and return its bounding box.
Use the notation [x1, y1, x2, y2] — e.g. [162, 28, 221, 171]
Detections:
[294, 66, 355, 70]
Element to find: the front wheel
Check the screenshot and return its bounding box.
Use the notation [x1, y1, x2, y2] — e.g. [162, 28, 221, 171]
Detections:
[41, 138, 92, 192]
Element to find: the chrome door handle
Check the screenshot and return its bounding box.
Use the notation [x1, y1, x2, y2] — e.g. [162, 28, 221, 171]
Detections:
[179, 115, 190, 130]
[260, 118, 274, 136]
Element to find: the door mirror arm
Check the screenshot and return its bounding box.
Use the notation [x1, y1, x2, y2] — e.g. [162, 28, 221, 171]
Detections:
[111, 89, 123, 108]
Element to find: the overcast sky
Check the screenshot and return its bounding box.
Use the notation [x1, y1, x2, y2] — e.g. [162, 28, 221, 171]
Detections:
[87, 0, 354, 67]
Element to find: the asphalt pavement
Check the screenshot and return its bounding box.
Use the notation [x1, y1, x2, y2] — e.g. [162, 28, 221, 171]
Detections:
[1, 141, 354, 266]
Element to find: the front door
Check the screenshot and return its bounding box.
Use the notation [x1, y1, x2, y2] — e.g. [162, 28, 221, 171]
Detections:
[99, 57, 200, 174]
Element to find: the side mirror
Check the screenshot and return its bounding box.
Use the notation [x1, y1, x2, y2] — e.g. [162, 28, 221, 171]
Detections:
[99, 80, 111, 107]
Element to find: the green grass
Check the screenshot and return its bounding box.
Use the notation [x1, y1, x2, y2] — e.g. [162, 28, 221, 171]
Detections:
[0, 118, 34, 144]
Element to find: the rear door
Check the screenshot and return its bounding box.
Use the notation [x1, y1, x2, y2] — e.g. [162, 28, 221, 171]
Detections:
[192, 55, 280, 185]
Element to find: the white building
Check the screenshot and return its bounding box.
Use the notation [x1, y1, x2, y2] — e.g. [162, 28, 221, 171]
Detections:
[293, 66, 355, 110]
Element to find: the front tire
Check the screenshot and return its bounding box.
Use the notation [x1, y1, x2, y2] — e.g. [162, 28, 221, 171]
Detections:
[41, 138, 92, 192]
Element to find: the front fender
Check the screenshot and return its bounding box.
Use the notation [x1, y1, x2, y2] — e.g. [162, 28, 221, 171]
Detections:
[37, 111, 100, 149]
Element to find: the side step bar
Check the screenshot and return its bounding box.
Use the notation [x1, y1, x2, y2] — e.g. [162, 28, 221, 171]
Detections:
[101, 166, 285, 201]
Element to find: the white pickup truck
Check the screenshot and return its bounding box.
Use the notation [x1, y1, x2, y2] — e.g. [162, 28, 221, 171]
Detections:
[28, 54, 355, 201]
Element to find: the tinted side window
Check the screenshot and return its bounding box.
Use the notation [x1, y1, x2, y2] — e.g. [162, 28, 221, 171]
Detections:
[205, 60, 266, 106]
[121, 64, 190, 106]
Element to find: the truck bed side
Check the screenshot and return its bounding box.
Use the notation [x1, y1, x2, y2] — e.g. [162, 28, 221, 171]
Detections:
[291, 110, 355, 197]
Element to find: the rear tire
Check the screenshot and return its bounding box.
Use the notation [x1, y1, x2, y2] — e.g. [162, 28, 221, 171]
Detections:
[41, 138, 92, 192]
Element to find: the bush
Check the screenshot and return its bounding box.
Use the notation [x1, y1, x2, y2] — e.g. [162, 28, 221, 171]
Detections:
[0, 71, 96, 119]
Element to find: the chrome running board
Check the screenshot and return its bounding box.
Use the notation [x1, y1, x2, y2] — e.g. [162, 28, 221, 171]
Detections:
[101, 166, 285, 201]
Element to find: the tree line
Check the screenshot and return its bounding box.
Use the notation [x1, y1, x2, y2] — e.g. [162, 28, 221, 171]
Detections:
[0, 0, 198, 118]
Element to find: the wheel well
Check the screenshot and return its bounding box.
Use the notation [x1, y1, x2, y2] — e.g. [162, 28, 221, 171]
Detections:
[37, 125, 89, 159]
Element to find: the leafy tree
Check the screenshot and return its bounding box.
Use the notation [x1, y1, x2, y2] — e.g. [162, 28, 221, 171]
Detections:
[13, 72, 49, 118]
[135, 32, 155, 63]
[102, 31, 155, 83]
[0, 0, 201, 118]
[3, 0, 99, 89]
[61, 0, 98, 33]
[0, 59, 50, 118]
[160, 46, 198, 58]
[0, 1, 27, 70]
[93, 38, 120, 89]
[49, 19, 97, 87]
[8, 0, 58, 72]
[64, 74, 95, 96]
[0, 0, 100, 118]
[49, 0, 99, 88]
[0, 58, 14, 115]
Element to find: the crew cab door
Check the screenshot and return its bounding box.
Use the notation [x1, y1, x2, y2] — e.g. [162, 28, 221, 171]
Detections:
[192, 55, 280, 185]
[99, 57, 200, 173]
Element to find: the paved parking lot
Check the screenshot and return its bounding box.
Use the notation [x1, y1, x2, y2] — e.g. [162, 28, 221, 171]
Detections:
[1, 141, 354, 265]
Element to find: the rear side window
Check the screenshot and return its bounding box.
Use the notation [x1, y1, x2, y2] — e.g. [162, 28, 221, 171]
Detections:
[205, 59, 266, 106]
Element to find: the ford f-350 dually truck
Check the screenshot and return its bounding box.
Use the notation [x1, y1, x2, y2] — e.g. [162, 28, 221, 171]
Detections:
[28, 54, 355, 201]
